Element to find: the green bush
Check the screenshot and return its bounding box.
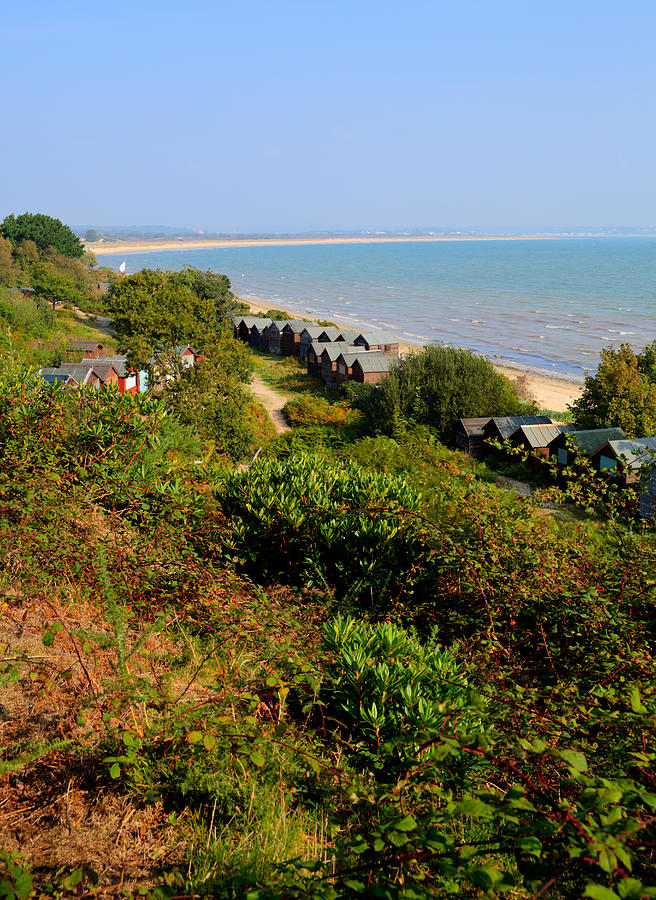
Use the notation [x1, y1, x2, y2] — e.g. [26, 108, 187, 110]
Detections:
[0, 290, 55, 337]
[216, 452, 428, 608]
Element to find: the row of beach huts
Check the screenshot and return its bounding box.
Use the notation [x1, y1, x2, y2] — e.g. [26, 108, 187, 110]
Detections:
[232, 315, 400, 388]
[458, 414, 656, 516]
[38, 341, 203, 392]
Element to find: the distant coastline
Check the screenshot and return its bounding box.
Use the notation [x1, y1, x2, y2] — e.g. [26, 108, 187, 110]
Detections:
[90, 233, 576, 256]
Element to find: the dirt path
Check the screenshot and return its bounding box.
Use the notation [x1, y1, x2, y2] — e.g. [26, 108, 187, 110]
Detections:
[250, 373, 290, 434]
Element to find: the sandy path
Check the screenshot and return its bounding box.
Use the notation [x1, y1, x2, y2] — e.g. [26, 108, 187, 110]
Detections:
[250, 374, 290, 434]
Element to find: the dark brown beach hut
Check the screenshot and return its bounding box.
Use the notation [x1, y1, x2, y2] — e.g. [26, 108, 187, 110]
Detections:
[350, 354, 393, 384]
[320, 343, 351, 387]
[353, 331, 400, 357]
[454, 418, 493, 458]
[510, 423, 578, 459]
[281, 320, 314, 356]
[335, 350, 384, 386]
[249, 318, 272, 349]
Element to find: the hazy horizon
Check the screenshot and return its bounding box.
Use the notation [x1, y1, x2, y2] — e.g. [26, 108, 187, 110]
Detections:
[2, 1, 655, 230]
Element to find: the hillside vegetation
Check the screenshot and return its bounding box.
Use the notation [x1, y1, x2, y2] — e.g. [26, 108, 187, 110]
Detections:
[1, 223, 655, 900]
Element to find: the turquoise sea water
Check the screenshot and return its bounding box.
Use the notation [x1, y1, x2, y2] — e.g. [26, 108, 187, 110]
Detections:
[100, 237, 656, 381]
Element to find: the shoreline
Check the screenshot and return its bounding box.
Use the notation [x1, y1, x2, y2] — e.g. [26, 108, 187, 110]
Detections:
[90, 233, 574, 256]
[240, 296, 584, 412]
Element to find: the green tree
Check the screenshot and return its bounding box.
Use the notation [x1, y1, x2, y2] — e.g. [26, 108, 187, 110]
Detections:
[84, 228, 101, 242]
[0, 236, 17, 286]
[569, 343, 656, 437]
[108, 268, 234, 369]
[32, 267, 84, 309]
[1, 213, 84, 258]
[358, 344, 529, 439]
[164, 336, 254, 460]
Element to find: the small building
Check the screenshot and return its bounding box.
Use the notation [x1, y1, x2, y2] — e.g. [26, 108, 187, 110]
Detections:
[70, 340, 106, 359]
[307, 340, 351, 378]
[551, 427, 627, 468]
[93, 355, 141, 393]
[265, 321, 290, 355]
[483, 415, 554, 444]
[39, 365, 96, 389]
[249, 318, 273, 349]
[175, 345, 202, 368]
[320, 343, 351, 387]
[317, 326, 342, 343]
[353, 331, 400, 357]
[510, 423, 578, 459]
[336, 328, 360, 344]
[237, 316, 261, 342]
[299, 326, 338, 360]
[589, 437, 656, 485]
[334, 350, 384, 386]
[454, 418, 493, 457]
[280, 320, 315, 356]
[350, 354, 393, 384]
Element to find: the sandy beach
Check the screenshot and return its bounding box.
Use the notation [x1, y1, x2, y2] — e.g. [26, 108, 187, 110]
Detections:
[89, 233, 567, 257]
[240, 297, 583, 412]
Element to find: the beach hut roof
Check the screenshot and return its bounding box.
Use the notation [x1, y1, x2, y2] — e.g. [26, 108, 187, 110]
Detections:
[598, 437, 656, 469]
[357, 330, 398, 345]
[568, 427, 628, 455]
[250, 318, 273, 331]
[317, 327, 341, 340]
[93, 355, 130, 377]
[70, 340, 104, 351]
[338, 349, 384, 366]
[321, 343, 356, 362]
[354, 355, 393, 373]
[491, 415, 553, 440]
[514, 423, 577, 449]
[336, 328, 360, 342]
[283, 320, 315, 333]
[40, 365, 94, 386]
[458, 417, 493, 437]
[301, 326, 329, 339]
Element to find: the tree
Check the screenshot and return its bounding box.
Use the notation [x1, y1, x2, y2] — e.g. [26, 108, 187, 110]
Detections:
[108, 268, 234, 369]
[32, 268, 84, 309]
[1, 213, 84, 258]
[358, 344, 530, 439]
[0, 236, 17, 286]
[163, 336, 254, 460]
[569, 343, 656, 437]
[85, 228, 101, 242]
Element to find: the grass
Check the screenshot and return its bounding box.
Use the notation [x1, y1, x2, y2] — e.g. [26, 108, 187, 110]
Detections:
[250, 348, 339, 401]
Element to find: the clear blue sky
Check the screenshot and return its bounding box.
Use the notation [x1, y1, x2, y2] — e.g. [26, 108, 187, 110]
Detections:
[2, 1, 655, 231]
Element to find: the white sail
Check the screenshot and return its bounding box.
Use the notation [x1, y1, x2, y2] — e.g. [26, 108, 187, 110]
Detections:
[118, 261, 127, 274]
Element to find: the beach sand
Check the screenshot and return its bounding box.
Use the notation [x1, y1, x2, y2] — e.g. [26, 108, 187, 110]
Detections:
[89, 233, 563, 257]
[241, 297, 583, 412]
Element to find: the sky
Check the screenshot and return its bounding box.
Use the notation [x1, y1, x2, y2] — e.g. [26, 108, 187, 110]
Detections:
[1, 0, 655, 232]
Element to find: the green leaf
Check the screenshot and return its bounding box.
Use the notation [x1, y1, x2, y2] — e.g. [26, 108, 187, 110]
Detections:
[42, 630, 55, 647]
[109, 762, 121, 779]
[203, 733, 217, 751]
[186, 730, 203, 744]
[584, 886, 621, 900]
[250, 750, 265, 767]
[630, 686, 648, 714]
[396, 814, 417, 832]
[560, 749, 588, 772]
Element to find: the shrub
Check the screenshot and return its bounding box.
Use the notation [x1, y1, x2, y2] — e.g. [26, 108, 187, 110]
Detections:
[283, 395, 359, 427]
[216, 453, 428, 608]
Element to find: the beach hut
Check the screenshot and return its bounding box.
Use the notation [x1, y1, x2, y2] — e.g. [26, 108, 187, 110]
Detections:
[483, 415, 554, 444]
[320, 343, 352, 387]
[249, 318, 272, 349]
[266, 321, 290, 354]
[454, 418, 493, 458]
[39, 365, 96, 389]
[353, 331, 400, 357]
[93, 355, 142, 393]
[307, 341, 352, 378]
[589, 436, 656, 485]
[237, 316, 261, 342]
[70, 340, 106, 359]
[551, 427, 627, 468]
[281, 320, 314, 356]
[510, 423, 578, 459]
[317, 327, 341, 343]
[336, 328, 360, 344]
[334, 350, 384, 386]
[350, 355, 393, 384]
[299, 326, 338, 360]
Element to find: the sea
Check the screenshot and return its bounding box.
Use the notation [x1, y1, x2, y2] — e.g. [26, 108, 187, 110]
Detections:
[99, 237, 656, 382]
